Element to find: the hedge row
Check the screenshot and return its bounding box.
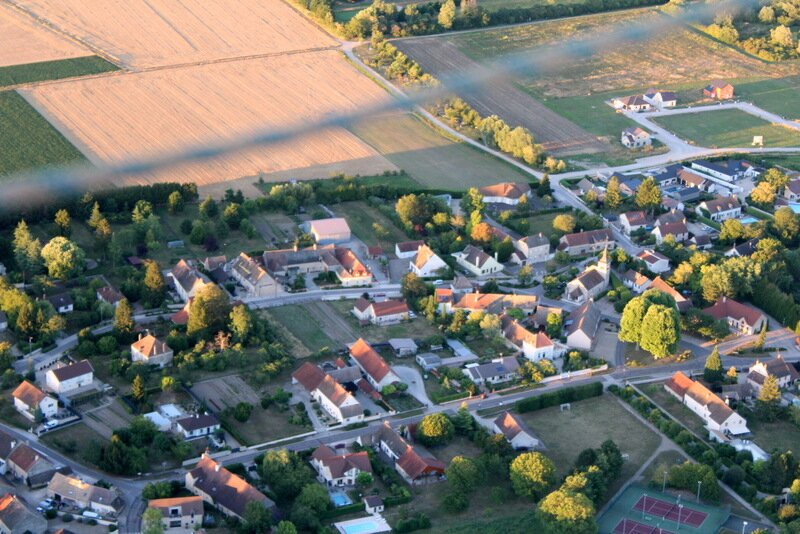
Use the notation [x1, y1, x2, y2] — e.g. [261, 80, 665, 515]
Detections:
[321, 501, 365, 519]
[516, 381, 603, 413]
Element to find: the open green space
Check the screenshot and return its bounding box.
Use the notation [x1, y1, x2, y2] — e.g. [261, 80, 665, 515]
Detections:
[41, 422, 109, 466]
[639, 382, 709, 439]
[517, 394, 661, 494]
[331, 200, 409, 249]
[0, 91, 87, 177]
[220, 403, 311, 446]
[349, 112, 533, 190]
[735, 76, 800, 121]
[739, 407, 800, 455]
[0, 56, 118, 89]
[654, 109, 800, 148]
[325, 299, 443, 344]
[265, 304, 338, 353]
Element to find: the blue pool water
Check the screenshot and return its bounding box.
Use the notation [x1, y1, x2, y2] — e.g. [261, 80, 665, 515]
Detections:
[341, 520, 382, 534]
[788, 203, 800, 214]
[330, 490, 353, 507]
[738, 216, 758, 224]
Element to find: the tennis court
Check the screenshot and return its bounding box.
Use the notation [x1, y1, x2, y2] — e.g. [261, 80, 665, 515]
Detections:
[598, 485, 729, 534]
[613, 518, 674, 534]
[634, 495, 707, 527]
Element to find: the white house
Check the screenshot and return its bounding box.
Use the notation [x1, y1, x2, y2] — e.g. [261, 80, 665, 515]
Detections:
[621, 269, 652, 294]
[96, 285, 124, 308]
[175, 414, 221, 440]
[349, 338, 401, 390]
[478, 182, 531, 205]
[229, 252, 278, 298]
[147, 496, 204, 532]
[512, 233, 550, 264]
[696, 196, 741, 222]
[352, 299, 410, 325]
[46, 360, 94, 394]
[704, 296, 766, 336]
[463, 357, 520, 385]
[643, 90, 677, 109]
[170, 260, 209, 302]
[557, 229, 615, 256]
[566, 300, 600, 351]
[310, 445, 372, 487]
[46, 294, 74, 314]
[130, 333, 174, 368]
[611, 95, 651, 111]
[395, 241, 424, 259]
[493, 411, 540, 450]
[784, 179, 800, 201]
[410, 245, 448, 278]
[11, 381, 58, 421]
[501, 315, 555, 361]
[292, 363, 364, 424]
[452, 245, 503, 277]
[636, 250, 670, 274]
[691, 160, 759, 182]
[305, 218, 351, 244]
[747, 356, 800, 395]
[621, 127, 651, 148]
[619, 211, 648, 236]
[665, 372, 750, 439]
[652, 222, 689, 245]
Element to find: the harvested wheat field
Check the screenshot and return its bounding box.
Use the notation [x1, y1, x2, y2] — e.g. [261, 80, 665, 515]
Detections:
[0, 3, 89, 67]
[20, 51, 396, 189]
[10, 0, 337, 69]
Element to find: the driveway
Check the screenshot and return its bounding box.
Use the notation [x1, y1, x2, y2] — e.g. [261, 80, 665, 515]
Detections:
[393, 365, 432, 407]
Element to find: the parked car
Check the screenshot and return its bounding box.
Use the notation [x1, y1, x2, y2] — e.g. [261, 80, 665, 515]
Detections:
[82, 510, 100, 519]
[44, 420, 59, 429]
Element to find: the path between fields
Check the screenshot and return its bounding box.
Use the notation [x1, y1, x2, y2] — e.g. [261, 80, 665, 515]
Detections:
[303, 300, 358, 345]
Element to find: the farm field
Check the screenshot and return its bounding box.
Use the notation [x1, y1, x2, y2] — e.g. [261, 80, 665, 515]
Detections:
[517, 394, 661, 495]
[653, 109, 800, 148]
[12, 0, 337, 69]
[0, 56, 119, 89]
[349, 113, 534, 189]
[0, 2, 89, 67]
[0, 91, 87, 177]
[735, 76, 800, 121]
[393, 38, 606, 156]
[21, 51, 396, 190]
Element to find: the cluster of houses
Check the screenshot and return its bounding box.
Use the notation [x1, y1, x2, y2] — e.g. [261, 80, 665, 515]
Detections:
[611, 80, 733, 115]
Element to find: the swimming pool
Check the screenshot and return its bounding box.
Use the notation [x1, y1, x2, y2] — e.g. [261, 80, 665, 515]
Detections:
[788, 203, 800, 214]
[330, 489, 353, 507]
[334, 516, 392, 534]
[738, 216, 758, 224]
[341, 521, 382, 534]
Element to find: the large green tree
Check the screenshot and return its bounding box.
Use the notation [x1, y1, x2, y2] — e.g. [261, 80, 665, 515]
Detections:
[142, 508, 164, 534]
[41, 237, 84, 280]
[510, 452, 556, 500]
[416, 412, 455, 446]
[54, 209, 71, 236]
[114, 298, 135, 336]
[187, 283, 230, 337]
[260, 449, 313, 501]
[143, 261, 166, 308]
[756, 374, 782, 421]
[605, 176, 621, 210]
[618, 289, 679, 358]
[704, 346, 723, 384]
[536, 489, 597, 534]
[446, 455, 479, 494]
[634, 177, 662, 213]
[13, 220, 42, 282]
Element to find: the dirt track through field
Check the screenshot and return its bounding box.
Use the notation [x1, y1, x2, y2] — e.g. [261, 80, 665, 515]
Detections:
[394, 38, 607, 156]
[303, 301, 358, 345]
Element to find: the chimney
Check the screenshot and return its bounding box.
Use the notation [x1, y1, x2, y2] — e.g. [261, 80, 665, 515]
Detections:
[494, 252, 498, 261]
[138, 333, 142, 341]
[214, 463, 220, 472]
[293, 243, 298, 252]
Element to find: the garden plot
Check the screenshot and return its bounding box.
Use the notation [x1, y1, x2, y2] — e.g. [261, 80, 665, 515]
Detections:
[191, 375, 261, 412]
[20, 51, 396, 189]
[10, 0, 337, 69]
[0, 3, 89, 67]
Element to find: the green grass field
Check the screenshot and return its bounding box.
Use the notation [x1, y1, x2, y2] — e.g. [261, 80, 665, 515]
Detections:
[518, 394, 661, 494]
[349, 112, 533, 190]
[640, 382, 709, 439]
[331, 200, 408, 249]
[265, 304, 338, 353]
[0, 56, 118, 89]
[736, 76, 800, 121]
[0, 91, 87, 176]
[740, 407, 800, 455]
[654, 109, 800, 148]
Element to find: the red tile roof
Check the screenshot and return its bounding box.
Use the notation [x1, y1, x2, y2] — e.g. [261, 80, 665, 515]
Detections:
[350, 338, 394, 383]
[704, 297, 765, 328]
[11, 381, 47, 407]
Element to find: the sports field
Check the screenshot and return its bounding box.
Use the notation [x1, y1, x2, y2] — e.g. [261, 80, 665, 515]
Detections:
[349, 112, 534, 188]
[0, 91, 87, 176]
[653, 109, 800, 148]
[599, 485, 729, 534]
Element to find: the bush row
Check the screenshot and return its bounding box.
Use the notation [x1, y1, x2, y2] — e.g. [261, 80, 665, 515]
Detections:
[516, 381, 603, 412]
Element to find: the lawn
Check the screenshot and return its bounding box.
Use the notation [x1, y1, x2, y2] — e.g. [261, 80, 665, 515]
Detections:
[331, 200, 408, 249]
[430, 435, 483, 464]
[0, 56, 118, 89]
[739, 407, 800, 455]
[466, 336, 514, 359]
[525, 211, 559, 236]
[0, 91, 87, 176]
[41, 422, 109, 466]
[639, 382, 709, 439]
[654, 109, 800, 148]
[325, 299, 442, 344]
[349, 112, 533, 190]
[517, 393, 661, 495]
[736, 76, 800, 121]
[265, 304, 338, 353]
[624, 345, 689, 368]
[220, 403, 311, 446]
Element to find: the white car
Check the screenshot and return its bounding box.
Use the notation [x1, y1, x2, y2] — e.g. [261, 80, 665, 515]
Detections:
[44, 420, 59, 429]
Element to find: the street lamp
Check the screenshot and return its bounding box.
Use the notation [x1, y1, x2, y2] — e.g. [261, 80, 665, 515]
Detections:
[662, 469, 668, 492]
[677, 504, 683, 532]
[697, 480, 702, 502]
[741, 521, 748, 534]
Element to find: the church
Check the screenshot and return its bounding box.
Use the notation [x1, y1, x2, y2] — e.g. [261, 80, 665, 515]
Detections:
[564, 245, 611, 305]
